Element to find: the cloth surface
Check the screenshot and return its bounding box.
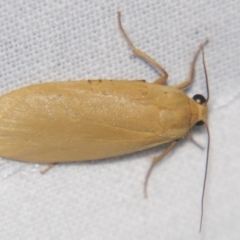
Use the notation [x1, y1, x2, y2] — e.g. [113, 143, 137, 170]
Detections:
[0, 1, 239, 240]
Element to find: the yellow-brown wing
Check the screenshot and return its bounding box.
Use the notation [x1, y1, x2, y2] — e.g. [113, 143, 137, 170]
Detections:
[0, 80, 191, 163]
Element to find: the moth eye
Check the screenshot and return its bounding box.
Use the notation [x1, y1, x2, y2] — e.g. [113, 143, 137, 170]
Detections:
[195, 120, 204, 126]
[192, 94, 206, 105]
[192, 94, 206, 126]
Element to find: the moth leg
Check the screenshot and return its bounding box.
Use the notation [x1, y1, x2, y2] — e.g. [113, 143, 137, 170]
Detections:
[174, 40, 209, 90]
[117, 12, 168, 85]
[144, 140, 178, 198]
[41, 163, 56, 174]
[187, 131, 204, 150]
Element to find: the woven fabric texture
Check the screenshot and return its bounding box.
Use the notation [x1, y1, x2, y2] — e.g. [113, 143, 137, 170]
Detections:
[0, 1, 239, 240]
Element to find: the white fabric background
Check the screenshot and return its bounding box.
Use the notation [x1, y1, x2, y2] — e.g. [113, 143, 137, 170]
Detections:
[0, 1, 239, 240]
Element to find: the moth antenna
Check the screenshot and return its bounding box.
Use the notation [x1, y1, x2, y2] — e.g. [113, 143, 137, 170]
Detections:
[198, 40, 211, 232]
[201, 40, 210, 103]
[199, 122, 210, 232]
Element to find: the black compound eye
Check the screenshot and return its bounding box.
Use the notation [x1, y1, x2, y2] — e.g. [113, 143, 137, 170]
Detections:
[195, 120, 204, 126]
[192, 94, 206, 105]
[192, 94, 206, 126]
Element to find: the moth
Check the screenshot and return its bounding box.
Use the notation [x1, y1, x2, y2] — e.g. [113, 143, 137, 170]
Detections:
[0, 12, 210, 231]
